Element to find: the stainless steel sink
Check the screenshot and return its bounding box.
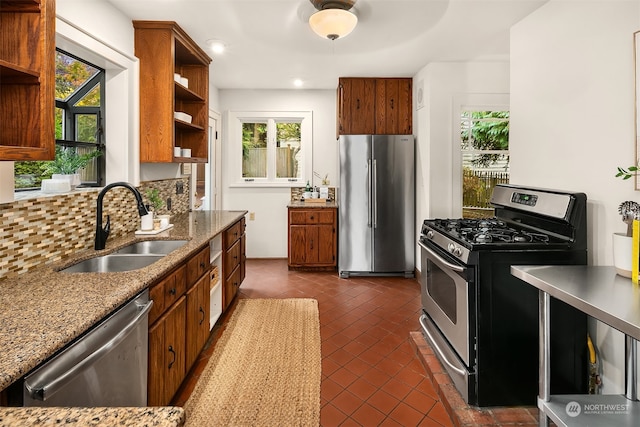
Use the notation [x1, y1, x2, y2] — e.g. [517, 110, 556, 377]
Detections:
[60, 254, 165, 273]
[115, 240, 188, 255]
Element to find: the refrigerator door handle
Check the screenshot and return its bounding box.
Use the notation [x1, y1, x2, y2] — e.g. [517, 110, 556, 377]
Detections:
[372, 159, 377, 228]
[367, 159, 372, 227]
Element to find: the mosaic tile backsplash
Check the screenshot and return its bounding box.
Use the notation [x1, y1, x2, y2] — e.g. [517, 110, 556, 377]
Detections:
[290, 186, 336, 201]
[0, 178, 190, 280]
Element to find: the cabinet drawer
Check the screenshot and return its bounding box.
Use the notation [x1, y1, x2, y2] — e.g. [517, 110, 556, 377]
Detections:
[290, 209, 335, 225]
[187, 245, 210, 287]
[223, 221, 243, 247]
[224, 239, 241, 278]
[149, 265, 186, 325]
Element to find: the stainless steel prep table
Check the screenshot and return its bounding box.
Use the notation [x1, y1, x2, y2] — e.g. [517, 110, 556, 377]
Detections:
[511, 265, 640, 427]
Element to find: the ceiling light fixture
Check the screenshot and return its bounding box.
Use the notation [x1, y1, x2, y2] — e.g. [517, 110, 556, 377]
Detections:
[206, 39, 225, 54]
[309, 0, 358, 41]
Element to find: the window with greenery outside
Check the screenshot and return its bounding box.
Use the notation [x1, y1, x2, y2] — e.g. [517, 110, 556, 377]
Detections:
[14, 50, 105, 190]
[461, 111, 509, 218]
[242, 121, 301, 179]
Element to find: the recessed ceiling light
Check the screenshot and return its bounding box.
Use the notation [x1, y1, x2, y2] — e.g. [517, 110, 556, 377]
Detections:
[293, 79, 304, 87]
[206, 39, 225, 54]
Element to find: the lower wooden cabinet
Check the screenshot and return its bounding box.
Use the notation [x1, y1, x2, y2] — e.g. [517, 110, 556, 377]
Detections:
[222, 217, 246, 310]
[147, 217, 247, 405]
[147, 245, 210, 406]
[148, 296, 186, 406]
[288, 207, 337, 269]
[185, 274, 210, 370]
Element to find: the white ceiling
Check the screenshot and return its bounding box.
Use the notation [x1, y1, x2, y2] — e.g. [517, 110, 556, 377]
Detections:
[105, 0, 549, 90]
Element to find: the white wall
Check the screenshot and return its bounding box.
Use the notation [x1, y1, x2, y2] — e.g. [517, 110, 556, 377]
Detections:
[218, 89, 337, 258]
[412, 61, 510, 270]
[511, 0, 640, 394]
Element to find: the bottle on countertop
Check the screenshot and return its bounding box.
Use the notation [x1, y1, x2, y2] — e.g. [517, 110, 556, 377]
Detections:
[305, 180, 311, 192]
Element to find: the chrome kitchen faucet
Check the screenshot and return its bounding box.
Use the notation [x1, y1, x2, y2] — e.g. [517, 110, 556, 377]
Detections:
[95, 182, 149, 250]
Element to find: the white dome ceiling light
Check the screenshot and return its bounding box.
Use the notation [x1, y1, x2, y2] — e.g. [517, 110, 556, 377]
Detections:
[309, 0, 358, 41]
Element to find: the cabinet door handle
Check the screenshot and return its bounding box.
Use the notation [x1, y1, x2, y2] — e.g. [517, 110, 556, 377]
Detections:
[390, 98, 394, 109]
[310, 239, 314, 250]
[199, 307, 205, 324]
[310, 215, 314, 220]
[169, 287, 176, 296]
[356, 98, 360, 109]
[168, 345, 176, 369]
[200, 262, 205, 270]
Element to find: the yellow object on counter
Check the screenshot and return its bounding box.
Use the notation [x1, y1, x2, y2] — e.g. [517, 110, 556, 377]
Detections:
[633, 219, 640, 284]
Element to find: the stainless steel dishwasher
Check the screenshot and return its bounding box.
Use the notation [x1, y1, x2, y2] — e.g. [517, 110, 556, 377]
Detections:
[23, 290, 153, 407]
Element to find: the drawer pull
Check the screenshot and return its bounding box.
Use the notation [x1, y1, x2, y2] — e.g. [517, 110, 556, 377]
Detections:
[169, 287, 176, 296]
[200, 262, 205, 269]
[310, 239, 314, 250]
[199, 307, 205, 324]
[168, 345, 176, 369]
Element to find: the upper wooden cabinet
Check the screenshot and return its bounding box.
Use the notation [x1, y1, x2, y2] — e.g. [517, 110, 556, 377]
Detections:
[337, 78, 376, 135]
[337, 77, 412, 136]
[0, 0, 56, 161]
[133, 21, 211, 163]
[375, 78, 412, 135]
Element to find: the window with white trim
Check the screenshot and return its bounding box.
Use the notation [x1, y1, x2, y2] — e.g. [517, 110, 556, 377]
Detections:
[460, 110, 510, 218]
[228, 111, 312, 187]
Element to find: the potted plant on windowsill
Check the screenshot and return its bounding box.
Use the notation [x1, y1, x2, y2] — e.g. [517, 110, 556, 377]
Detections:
[42, 146, 103, 190]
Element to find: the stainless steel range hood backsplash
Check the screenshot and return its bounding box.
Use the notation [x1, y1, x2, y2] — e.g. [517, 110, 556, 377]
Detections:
[0, 178, 189, 280]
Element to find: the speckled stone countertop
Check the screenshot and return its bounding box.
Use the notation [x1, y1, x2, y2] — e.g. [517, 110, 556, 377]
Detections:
[287, 200, 338, 208]
[0, 406, 185, 426]
[0, 210, 246, 426]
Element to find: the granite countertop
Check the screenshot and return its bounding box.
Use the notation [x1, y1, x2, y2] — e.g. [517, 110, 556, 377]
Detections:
[0, 210, 246, 426]
[0, 407, 185, 426]
[287, 200, 338, 208]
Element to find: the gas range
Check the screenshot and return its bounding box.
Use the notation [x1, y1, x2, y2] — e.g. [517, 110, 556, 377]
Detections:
[418, 184, 589, 406]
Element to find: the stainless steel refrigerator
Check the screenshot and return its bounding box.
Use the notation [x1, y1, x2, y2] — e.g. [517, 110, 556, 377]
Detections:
[338, 134, 415, 278]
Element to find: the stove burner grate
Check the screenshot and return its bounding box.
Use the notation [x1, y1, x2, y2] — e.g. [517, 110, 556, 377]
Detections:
[427, 218, 554, 245]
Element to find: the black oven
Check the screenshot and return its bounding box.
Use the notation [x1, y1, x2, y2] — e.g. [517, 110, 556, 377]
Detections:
[419, 184, 589, 407]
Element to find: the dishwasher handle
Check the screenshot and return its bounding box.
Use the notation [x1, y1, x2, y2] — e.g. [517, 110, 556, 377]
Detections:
[25, 299, 153, 402]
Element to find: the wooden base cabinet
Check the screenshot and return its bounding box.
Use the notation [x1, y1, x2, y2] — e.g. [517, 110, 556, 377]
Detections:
[185, 274, 210, 371]
[222, 217, 246, 311]
[288, 207, 337, 270]
[148, 245, 210, 406]
[148, 296, 186, 407]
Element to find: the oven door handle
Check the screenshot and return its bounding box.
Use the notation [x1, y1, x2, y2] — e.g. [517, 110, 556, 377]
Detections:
[418, 241, 464, 272]
[419, 315, 467, 376]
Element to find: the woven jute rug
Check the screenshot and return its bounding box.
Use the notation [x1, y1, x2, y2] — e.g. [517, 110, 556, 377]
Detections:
[183, 298, 321, 426]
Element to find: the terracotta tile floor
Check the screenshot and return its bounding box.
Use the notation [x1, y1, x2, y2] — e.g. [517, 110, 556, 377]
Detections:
[173, 258, 536, 426]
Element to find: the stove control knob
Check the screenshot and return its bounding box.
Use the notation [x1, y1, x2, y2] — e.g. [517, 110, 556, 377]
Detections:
[447, 243, 463, 257]
[426, 231, 434, 240]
